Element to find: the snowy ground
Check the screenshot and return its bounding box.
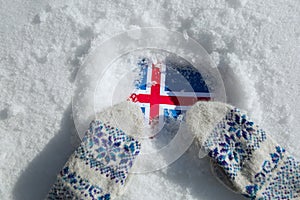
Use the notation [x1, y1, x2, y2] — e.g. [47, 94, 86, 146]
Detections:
[0, 0, 299, 199]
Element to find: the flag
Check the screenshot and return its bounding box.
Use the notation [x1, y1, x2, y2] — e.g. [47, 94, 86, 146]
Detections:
[128, 56, 211, 127]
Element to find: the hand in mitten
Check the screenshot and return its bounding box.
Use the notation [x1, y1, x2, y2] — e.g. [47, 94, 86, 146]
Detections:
[186, 101, 300, 200]
[47, 102, 144, 200]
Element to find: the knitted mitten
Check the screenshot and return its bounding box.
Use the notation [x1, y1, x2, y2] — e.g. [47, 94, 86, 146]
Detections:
[47, 102, 144, 200]
[186, 101, 300, 199]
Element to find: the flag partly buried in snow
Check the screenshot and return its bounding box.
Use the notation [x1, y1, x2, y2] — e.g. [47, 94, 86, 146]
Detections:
[129, 56, 211, 127]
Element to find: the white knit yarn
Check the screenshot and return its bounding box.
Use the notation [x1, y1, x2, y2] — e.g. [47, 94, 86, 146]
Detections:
[186, 101, 233, 147]
[95, 101, 144, 139]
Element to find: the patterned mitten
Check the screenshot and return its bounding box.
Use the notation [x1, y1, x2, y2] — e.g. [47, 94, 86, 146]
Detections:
[47, 102, 144, 200]
[186, 101, 300, 199]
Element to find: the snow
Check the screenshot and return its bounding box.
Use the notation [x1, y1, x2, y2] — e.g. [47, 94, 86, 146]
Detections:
[0, 0, 299, 200]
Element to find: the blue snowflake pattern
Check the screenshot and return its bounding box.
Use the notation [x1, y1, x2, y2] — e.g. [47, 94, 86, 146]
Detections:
[96, 138, 121, 164]
[75, 121, 141, 185]
[204, 108, 267, 180]
[227, 111, 255, 141]
[219, 134, 245, 163]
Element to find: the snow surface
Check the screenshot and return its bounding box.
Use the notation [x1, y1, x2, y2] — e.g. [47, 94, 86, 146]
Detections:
[0, 0, 299, 200]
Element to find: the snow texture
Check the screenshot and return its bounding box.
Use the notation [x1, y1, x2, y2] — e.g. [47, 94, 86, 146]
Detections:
[0, 0, 299, 200]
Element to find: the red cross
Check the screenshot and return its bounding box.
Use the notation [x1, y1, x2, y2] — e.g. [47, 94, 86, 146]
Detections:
[129, 63, 210, 123]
